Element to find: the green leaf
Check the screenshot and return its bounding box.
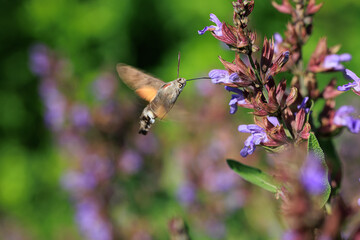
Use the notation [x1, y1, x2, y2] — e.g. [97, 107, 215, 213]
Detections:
[318, 138, 342, 194]
[307, 133, 331, 206]
[227, 159, 280, 193]
[308, 132, 325, 160]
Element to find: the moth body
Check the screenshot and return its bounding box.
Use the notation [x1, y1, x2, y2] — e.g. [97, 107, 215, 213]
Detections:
[116, 63, 187, 135]
[138, 78, 186, 135]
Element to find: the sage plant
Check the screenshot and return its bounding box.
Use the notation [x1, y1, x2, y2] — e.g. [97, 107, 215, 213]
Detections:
[199, 0, 360, 238]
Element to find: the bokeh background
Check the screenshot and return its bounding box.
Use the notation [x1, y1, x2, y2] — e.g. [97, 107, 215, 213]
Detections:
[1, 0, 360, 239]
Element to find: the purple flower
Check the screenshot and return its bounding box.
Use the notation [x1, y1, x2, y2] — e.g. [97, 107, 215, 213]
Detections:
[209, 69, 240, 84]
[338, 69, 360, 92]
[238, 124, 269, 157]
[29, 44, 51, 77]
[61, 171, 97, 194]
[274, 33, 283, 54]
[300, 152, 327, 195]
[297, 96, 311, 114]
[39, 81, 66, 131]
[119, 150, 143, 174]
[267, 116, 280, 126]
[135, 133, 158, 154]
[93, 76, 117, 101]
[282, 230, 298, 240]
[333, 106, 360, 133]
[204, 169, 238, 193]
[75, 199, 112, 240]
[71, 104, 91, 128]
[323, 53, 351, 71]
[225, 86, 246, 114]
[198, 13, 223, 36]
[176, 182, 196, 206]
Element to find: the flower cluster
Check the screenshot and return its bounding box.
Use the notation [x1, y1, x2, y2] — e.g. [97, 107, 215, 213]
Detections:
[199, 0, 360, 239]
[30, 44, 158, 240]
[199, 0, 360, 159]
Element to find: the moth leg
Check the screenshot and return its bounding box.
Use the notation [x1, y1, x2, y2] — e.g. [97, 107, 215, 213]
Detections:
[138, 106, 156, 135]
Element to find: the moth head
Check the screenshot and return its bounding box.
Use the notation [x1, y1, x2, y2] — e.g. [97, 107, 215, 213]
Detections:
[176, 78, 186, 90]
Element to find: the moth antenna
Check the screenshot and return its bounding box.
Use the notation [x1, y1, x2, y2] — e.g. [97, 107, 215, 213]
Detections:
[177, 51, 181, 78]
[186, 77, 212, 81]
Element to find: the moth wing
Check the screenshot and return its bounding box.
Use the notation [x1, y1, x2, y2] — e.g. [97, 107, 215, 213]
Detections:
[150, 91, 177, 119]
[116, 63, 165, 102]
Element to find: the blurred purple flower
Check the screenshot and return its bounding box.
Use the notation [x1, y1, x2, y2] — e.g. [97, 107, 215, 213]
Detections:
[297, 96, 311, 114]
[198, 13, 223, 36]
[71, 104, 92, 128]
[29, 44, 51, 77]
[135, 133, 158, 154]
[61, 171, 97, 194]
[338, 69, 360, 93]
[39, 81, 66, 131]
[300, 152, 327, 195]
[295, 97, 311, 120]
[282, 230, 298, 240]
[225, 86, 246, 114]
[333, 106, 360, 133]
[119, 150, 143, 174]
[267, 116, 280, 126]
[76, 199, 112, 240]
[209, 69, 240, 84]
[238, 124, 269, 157]
[86, 155, 114, 181]
[176, 182, 196, 206]
[274, 33, 283, 54]
[204, 169, 238, 193]
[323, 53, 351, 71]
[93, 76, 117, 101]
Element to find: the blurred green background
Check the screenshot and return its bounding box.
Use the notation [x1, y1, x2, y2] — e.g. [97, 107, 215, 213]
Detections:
[1, 0, 360, 239]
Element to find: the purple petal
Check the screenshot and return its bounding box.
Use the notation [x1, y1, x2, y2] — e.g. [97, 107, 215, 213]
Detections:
[209, 69, 230, 84]
[267, 116, 280, 126]
[238, 124, 268, 157]
[336, 105, 355, 115]
[246, 124, 265, 133]
[198, 26, 209, 35]
[238, 124, 251, 133]
[229, 95, 239, 114]
[240, 147, 249, 157]
[209, 13, 222, 36]
[344, 69, 360, 81]
[323, 53, 351, 70]
[339, 53, 352, 62]
[274, 33, 283, 44]
[337, 81, 357, 91]
[209, 69, 227, 78]
[334, 105, 360, 133]
[225, 86, 243, 95]
[210, 13, 221, 27]
[301, 152, 327, 195]
[229, 72, 240, 82]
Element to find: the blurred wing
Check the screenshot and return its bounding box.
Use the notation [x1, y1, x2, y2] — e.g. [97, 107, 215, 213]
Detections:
[150, 90, 178, 119]
[116, 63, 165, 102]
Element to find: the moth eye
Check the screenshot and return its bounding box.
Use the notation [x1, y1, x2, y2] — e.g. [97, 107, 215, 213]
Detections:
[179, 83, 183, 88]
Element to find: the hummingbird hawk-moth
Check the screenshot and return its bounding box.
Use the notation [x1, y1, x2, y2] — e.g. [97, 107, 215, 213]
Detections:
[116, 63, 187, 135]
